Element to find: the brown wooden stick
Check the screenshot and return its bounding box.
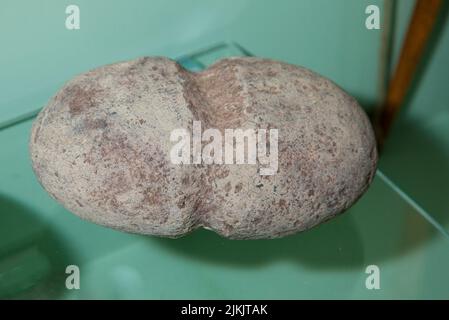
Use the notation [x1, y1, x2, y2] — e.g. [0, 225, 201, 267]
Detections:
[377, 0, 442, 147]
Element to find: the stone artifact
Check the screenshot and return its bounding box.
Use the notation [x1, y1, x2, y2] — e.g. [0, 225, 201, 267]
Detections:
[29, 57, 377, 239]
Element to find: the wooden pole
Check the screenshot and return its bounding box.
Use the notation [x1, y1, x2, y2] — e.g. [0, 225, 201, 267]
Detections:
[377, 0, 443, 147]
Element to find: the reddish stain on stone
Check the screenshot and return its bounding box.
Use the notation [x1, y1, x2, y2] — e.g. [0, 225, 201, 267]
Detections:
[66, 84, 104, 117]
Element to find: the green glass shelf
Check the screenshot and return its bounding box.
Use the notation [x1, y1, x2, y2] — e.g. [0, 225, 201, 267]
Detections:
[1, 43, 448, 299]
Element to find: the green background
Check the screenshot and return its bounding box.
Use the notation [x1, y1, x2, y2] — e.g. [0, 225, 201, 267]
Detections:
[1, 0, 449, 299]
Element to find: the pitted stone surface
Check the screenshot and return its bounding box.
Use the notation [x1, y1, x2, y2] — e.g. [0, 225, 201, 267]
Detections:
[29, 57, 377, 239]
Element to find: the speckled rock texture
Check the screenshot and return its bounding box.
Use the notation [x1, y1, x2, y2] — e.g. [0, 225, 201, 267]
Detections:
[29, 56, 377, 239]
